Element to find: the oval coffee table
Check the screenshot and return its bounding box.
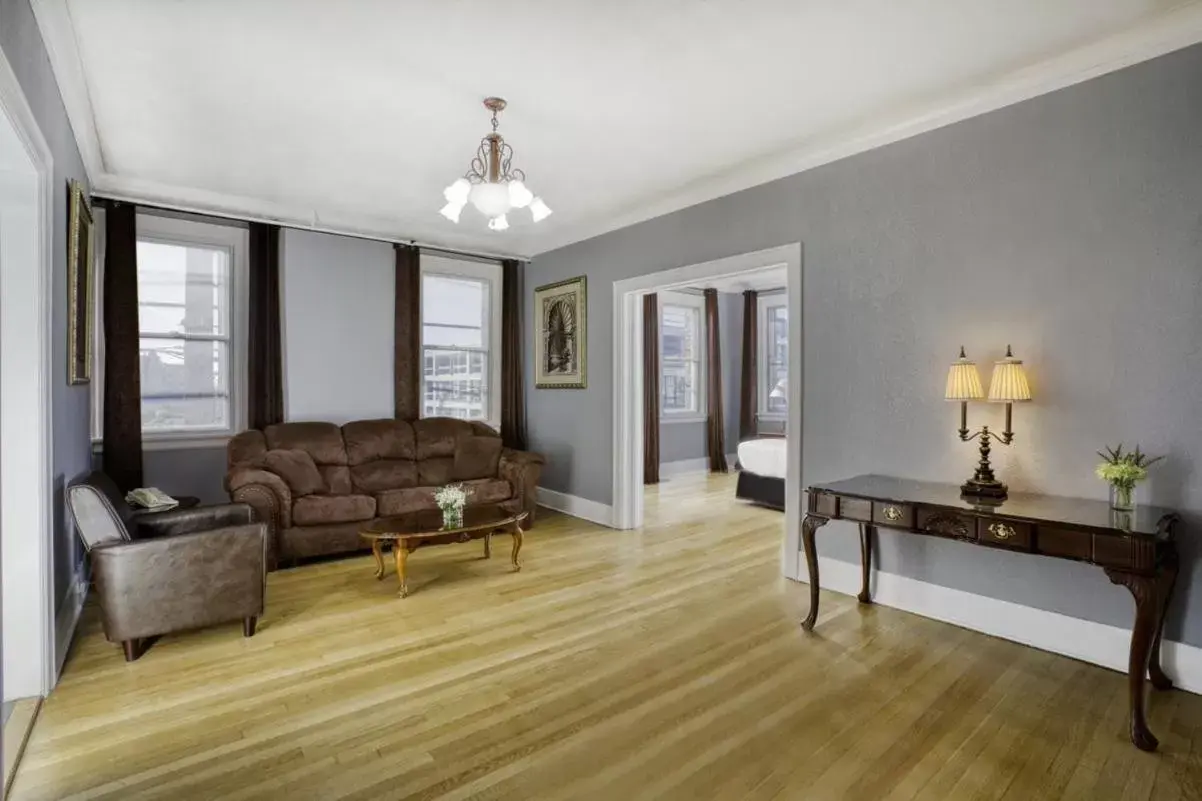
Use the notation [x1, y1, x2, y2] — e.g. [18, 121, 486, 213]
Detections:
[359, 504, 527, 598]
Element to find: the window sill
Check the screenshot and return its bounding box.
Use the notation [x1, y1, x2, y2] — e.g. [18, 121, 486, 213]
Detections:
[660, 415, 708, 425]
[756, 413, 788, 423]
[91, 433, 234, 453]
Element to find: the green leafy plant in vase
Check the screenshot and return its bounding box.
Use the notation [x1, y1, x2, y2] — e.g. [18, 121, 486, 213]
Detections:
[1095, 444, 1162, 512]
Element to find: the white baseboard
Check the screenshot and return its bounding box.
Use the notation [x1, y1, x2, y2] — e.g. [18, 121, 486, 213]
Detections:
[536, 487, 615, 528]
[800, 556, 1202, 695]
[659, 454, 740, 478]
[54, 571, 88, 680]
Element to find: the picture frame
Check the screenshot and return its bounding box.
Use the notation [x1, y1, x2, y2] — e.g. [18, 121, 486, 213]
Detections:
[67, 180, 94, 385]
[534, 275, 587, 389]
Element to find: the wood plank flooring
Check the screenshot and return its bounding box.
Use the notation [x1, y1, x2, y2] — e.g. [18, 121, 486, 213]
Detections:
[11, 473, 1202, 800]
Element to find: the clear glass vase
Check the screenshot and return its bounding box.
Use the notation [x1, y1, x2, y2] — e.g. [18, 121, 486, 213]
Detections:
[1109, 483, 1136, 513]
[441, 506, 464, 529]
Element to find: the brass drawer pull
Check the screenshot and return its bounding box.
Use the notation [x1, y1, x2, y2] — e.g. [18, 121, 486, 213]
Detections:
[989, 522, 1016, 540]
[883, 506, 903, 522]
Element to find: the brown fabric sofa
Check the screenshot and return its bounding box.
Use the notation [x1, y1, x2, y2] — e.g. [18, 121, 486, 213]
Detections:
[225, 417, 544, 569]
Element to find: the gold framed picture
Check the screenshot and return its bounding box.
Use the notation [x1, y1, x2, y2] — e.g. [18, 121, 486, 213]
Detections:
[67, 180, 94, 385]
[534, 275, 587, 389]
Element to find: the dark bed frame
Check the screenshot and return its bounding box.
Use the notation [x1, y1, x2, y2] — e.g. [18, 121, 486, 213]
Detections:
[735, 469, 785, 511]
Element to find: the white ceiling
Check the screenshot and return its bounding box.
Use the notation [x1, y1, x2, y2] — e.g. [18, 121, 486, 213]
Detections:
[34, 0, 1202, 257]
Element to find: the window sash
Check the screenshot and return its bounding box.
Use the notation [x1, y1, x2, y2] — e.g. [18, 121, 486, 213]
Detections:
[758, 297, 788, 417]
[659, 295, 706, 419]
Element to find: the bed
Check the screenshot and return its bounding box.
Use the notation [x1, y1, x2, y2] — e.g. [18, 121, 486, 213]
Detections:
[735, 437, 786, 510]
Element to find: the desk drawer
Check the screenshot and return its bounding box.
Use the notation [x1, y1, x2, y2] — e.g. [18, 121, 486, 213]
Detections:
[873, 502, 914, 529]
[979, 519, 1032, 551]
[841, 497, 872, 522]
[1037, 526, 1091, 561]
[916, 508, 975, 540]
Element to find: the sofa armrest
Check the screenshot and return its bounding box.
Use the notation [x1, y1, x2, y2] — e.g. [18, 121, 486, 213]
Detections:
[91, 523, 266, 642]
[227, 468, 291, 570]
[498, 448, 545, 530]
[135, 503, 255, 539]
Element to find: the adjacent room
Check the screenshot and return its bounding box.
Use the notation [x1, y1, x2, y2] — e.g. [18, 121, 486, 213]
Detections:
[3, 1, 1202, 799]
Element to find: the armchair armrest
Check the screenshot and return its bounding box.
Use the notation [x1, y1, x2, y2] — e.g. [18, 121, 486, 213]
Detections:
[135, 503, 255, 539]
[91, 523, 266, 642]
[498, 448, 546, 530]
[226, 467, 292, 570]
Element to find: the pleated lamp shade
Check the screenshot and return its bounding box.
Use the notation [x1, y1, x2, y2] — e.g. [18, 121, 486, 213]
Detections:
[945, 348, 984, 401]
[988, 346, 1032, 402]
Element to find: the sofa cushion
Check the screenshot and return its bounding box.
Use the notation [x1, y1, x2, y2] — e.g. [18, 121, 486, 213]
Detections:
[320, 465, 353, 496]
[418, 457, 455, 487]
[263, 449, 326, 497]
[452, 436, 503, 481]
[375, 479, 511, 516]
[463, 478, 513, 506]
[264, 422, 348, 466]
[292, 494, 376, 526]
[351, 459, 418, 493]
[413, 418, 475, 460]
[228, 429, 267, 467]
[343, 419, 416, 465]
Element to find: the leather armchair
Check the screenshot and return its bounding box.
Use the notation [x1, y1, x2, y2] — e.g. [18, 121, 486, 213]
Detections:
[67, 471, 267, 661]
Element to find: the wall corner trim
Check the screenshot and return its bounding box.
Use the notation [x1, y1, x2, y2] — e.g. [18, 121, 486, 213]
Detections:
[536, 487, 615, 529]
[54, 569, 90, 680]
[800, 556, 1202, 696]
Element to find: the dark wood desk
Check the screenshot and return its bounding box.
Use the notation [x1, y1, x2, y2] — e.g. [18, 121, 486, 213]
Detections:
[801, 474, 1181, 752]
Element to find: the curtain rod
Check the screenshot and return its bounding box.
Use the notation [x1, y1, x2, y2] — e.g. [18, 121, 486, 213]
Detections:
[90, 192, 526, 264]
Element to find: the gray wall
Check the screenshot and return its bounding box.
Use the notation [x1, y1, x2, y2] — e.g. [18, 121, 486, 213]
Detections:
[1, 0, 92, 613]
[525, 46, 1202, 645]
[658, 291, 743, 465]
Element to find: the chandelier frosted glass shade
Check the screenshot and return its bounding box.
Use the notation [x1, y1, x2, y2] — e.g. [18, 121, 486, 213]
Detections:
[440, 98, 552, 230]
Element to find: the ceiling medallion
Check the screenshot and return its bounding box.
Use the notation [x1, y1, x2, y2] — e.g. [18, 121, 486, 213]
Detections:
[440, 97, 551, 231]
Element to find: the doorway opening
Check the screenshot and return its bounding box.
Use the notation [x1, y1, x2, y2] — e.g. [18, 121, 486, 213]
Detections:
[611, 244, 804, 579]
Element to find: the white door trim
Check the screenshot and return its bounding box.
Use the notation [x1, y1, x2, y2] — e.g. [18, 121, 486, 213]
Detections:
[611, 244, 803, 578]
[0, 45, 58, 699]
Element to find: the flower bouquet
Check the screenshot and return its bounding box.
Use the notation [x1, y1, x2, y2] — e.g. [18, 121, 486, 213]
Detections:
[1095, 444, 1162, 512]
[434, 483, 471, 529]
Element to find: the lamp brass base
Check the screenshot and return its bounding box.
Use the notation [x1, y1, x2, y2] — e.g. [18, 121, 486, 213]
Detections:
[960, 478, 1008, 499]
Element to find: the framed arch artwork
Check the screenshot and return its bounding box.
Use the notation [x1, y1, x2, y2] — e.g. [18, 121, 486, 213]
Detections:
[534, 276, 587, 389]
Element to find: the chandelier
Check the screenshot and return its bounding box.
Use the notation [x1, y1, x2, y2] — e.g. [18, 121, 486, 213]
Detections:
[440, 97, 551, 231]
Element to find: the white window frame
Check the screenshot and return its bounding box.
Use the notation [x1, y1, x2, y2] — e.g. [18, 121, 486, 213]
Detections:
[757, 291, 788, 422]
[91, 213, 249, 450]
[419, 254, 502, 431]
[658, 290, 707, 424]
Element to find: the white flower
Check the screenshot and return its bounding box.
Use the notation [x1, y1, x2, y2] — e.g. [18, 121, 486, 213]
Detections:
[434, 483, 470, 510]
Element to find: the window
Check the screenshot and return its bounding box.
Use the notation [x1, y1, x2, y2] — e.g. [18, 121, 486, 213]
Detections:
[758, 294, 788, 419]
[420, 256, 501, 427]
[659, 292, 706, 421]
[92, 214, 248, 445]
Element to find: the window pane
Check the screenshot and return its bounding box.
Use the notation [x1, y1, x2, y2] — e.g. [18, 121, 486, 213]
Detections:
[137, 240, 230, 336]
[423, 348, 487, 421]
[661, 305, 697, 360]
[423, 274, 486, 348]
[765, 304, 788, 413]
[661, 359, 697, 414]
[766, 365, 788, 413]
[140, 337, 230, 431]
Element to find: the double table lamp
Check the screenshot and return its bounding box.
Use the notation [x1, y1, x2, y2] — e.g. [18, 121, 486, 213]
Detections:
[945, 346, 1032, 499]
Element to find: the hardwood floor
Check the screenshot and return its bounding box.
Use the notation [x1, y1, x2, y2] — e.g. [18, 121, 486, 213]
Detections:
[12, 473, 1202, 800]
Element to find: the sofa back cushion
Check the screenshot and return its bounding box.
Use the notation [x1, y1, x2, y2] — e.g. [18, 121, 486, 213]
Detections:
[265, 422, 348, 466]
[413, 418, 478, 460]
[263, 449, 326, 497]
[228, 429, 267, 468]
[343, 419, 416, 463]
[452, 436, 503, 481]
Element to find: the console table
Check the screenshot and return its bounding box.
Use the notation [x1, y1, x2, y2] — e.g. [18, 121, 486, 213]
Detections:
[801, 475, 1181, 752]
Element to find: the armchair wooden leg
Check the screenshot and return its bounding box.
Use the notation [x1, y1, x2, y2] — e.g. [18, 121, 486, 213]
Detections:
[243, 617, 258, 637]
[122, 639, 143, 662]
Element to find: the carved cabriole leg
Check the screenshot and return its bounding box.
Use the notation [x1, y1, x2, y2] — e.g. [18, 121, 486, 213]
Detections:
[511, 521, 523, 571]
[1106, 568, 1161, 752]
[371, 539, 385, 579]
[1149, 551, 1179, 691]
[800, 514, 829, 632]
[395, 543, 409, 598]
[858, 524, 874, 604]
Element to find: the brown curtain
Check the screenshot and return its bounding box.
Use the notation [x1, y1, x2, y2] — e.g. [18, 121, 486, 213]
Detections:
[247, 223, 283, 430]
[739, 289, 758, 440]
[642, 293, 660, 485]
[394, 244, 421, 420]
[500, 259, 527, 449]
[704, 289, 728, 473]
[102, 202, 144, 491]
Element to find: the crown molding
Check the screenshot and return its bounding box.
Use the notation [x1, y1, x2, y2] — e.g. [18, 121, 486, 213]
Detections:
[527, 1, 1202, 255]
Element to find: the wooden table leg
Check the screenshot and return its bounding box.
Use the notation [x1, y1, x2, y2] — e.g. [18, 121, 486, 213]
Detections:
[1149, 552, 1179, 691]
[800, 514, 829, 631]
[484, 532, 492, 559]
[371, 539, 385, 580]
[1106, 567, 1161, 751]
[858, 523, 874, 604]
[395, 542, 409, 598]
[510, 521, 523, 572]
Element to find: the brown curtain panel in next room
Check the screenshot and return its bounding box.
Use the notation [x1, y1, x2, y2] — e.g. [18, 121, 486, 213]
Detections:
[643, 293, 660, 485]
[739, 289, 758, 441]
[247, 223, 283, 430]
[704, 289, 729, 473]
[500, 259, 527, 449]
[102, 202, 144, 491]
[394, 244, 422, 420]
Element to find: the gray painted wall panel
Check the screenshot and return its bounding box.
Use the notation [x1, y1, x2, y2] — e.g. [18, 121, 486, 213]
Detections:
[525, 46, 1202, 645]
[1, 0, 92, 612]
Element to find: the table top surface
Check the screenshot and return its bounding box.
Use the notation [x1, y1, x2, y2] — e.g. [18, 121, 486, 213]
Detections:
[810, 474, 1177, 538]
[360, 505, 527, 539]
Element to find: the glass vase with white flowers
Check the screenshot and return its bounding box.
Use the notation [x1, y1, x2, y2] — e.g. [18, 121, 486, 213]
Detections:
[434, 483, 470, 529]
[1095, 444, 1162, 513]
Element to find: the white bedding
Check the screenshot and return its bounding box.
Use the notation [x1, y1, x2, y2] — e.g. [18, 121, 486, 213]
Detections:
[737, 438, 787, 479]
